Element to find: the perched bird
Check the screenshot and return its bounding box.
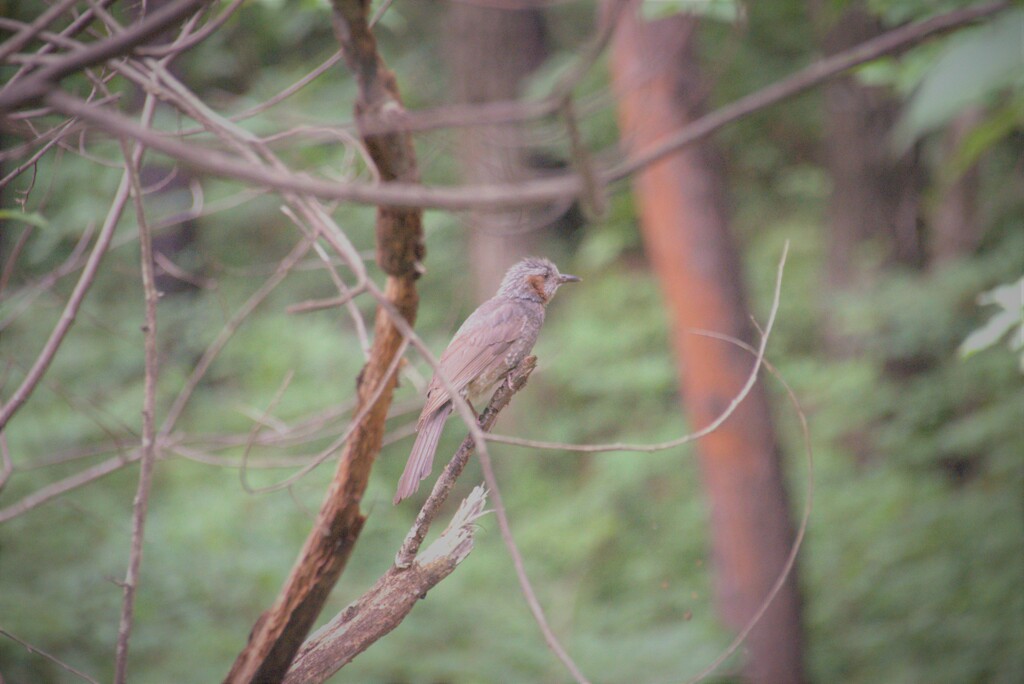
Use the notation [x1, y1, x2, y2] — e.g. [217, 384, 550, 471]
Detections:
[394, 257, 580, 504]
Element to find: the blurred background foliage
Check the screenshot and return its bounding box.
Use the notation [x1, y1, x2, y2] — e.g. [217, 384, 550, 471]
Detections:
[1, 0, 1022, 682]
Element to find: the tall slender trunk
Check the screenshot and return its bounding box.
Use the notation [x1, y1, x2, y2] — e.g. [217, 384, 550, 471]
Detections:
[447, 3, 548, 299]
[610, 6, 805, 683]
[818, 3, 924, 351]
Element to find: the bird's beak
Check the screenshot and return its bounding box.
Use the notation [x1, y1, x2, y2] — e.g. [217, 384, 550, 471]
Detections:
[558, 273, 581, 284]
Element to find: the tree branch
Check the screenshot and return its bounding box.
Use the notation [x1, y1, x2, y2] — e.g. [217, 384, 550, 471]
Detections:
[0, 0, 209, 112]
[282, 487, 490, 684]
[223, 0, 423, 680]
[113, 95, 162, 684]
[18, 2, 1003, 212]
[607, 0, 1009, 182]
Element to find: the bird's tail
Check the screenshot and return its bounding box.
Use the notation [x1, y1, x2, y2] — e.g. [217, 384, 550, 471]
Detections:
[394, 404, 452, 504]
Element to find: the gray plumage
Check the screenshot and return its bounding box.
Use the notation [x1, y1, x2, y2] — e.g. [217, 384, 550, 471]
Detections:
[394, 257, 580, 504]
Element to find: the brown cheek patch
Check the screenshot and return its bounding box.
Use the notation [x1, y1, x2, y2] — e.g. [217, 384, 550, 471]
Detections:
[528, 274, 547, 300]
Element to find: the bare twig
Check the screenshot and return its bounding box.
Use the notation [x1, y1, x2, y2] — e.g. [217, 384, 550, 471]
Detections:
[682, 329, 814, 684]
[1, 222, 95, 333]
[0, 0, 209, 111]
[172, 52, 345, 136]
[158, 237, 313, 437]
[239, 371, 296, 493]
[138, 0, 242, 57]
[0, 115, 77, 190]
[0, 626, 100, 684]
[0, 451, 140, 523]
[286, 208, 371, 356]
[560, 97, 605, 221]
[113, 96, 162, 684]
[0, 110, 159, 433]
[238, 337, 409, 495]
[0, 422, 13, 493]
[2, 0, 117, 89]
[0, 0, 80, 63]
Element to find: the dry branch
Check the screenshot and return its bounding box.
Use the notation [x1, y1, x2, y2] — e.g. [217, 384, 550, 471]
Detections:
[224, 1, 423, 681]
[0, 0, 208, 112]
[10, 0, 1001, 213]
[283, 487, 489, 684]
[113, 99, 162, 684]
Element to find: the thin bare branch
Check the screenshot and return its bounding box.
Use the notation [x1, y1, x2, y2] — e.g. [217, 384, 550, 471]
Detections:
[1, 222, 95, 333]
[0, 422, 12, 493]
[113, 95, 162, 684]
[3, 0, 117, 89]
[0, 0, 209, 112]
[138, 0, 242, 57]
[682, 329, 814, 684]
[159, 237, 313, 437]
[560, 97, 605, 220]
[0, 451, 140, 523]
[0, 127, 156, 433]
[0, 626, 100, 684]
[0, 0, 81, 63]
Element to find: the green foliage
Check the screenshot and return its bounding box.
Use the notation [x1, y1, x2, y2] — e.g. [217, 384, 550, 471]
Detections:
[641, 0, 743, 23]
[894, 9, 1024, 149]
[959, 276, 1024, 370]
[777, 228, 1024, 684]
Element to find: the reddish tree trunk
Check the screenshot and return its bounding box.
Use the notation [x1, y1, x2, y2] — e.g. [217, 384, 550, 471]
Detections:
[610, 7, 805, 683]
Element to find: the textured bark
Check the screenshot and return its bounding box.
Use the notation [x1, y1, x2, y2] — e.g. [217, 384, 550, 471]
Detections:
[610, 6, 805, 683]
[224, 1, 423, 681]
[282, 491, 482, 684]
[447, 3, 549, 299]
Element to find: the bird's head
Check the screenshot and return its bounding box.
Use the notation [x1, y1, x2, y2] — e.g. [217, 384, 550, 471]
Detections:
[497, 257, 580, 304]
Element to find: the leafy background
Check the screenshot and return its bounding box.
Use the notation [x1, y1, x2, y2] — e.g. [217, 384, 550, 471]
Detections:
[1, 0, 1022, 682]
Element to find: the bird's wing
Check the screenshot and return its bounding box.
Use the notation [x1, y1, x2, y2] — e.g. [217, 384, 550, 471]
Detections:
[418, 298, 526, 421]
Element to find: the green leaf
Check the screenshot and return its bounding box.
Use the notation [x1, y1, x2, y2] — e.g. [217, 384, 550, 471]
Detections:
[641, 0, 744, 23]
[0, 210, 48, 228]
[950, 95, 1024, 174]
[895, 9, 1024, 148]
[959, 277, 1024, 372]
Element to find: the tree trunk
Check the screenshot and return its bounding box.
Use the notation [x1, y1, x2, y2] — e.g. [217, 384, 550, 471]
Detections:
[819, 4, 924, 303]
[446, 3, 548, 300]
[610, 6, 805, 683]
[931, 108, 984, 265]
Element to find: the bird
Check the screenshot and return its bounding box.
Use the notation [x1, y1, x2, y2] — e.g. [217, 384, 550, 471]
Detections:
[394, 257, 580, 504]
